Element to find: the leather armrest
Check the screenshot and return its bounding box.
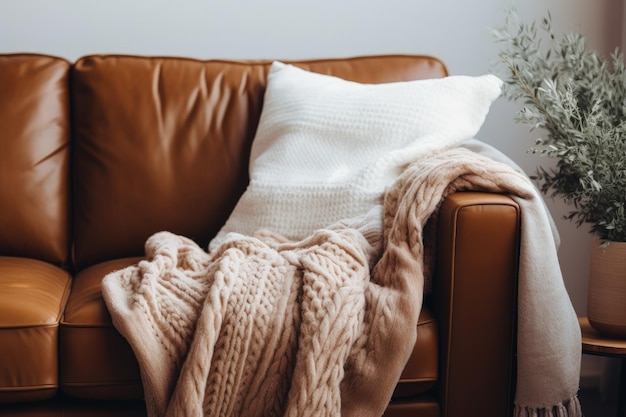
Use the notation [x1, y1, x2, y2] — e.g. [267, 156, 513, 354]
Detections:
[430, 191, 520, 417]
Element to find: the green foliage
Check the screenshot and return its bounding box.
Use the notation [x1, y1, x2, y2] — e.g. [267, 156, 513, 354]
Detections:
[493, 9, 626, 242]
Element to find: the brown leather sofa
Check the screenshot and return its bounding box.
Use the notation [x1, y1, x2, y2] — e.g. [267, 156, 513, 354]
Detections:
[0, 53, 520, 417]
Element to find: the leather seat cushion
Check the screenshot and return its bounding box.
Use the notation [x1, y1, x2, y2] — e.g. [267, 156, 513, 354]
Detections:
[384, 394, 439, 417]
[60, 257, 438, 400]
[0, 257, 71, 403]
[60, 258, 144, 400]
[392, 306, 438, 399]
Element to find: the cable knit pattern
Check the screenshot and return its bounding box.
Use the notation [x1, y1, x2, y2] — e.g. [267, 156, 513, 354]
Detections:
[102, 145, 581, 417]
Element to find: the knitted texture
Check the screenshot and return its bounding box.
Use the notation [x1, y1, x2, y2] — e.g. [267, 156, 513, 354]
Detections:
[103, 203, 421, 417]
[212, 62, 502, 248]
[102, 144, 581, 417]
[379, 145, 581, 416]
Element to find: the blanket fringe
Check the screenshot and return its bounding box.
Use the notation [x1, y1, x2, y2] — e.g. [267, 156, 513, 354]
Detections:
[513, 396, 582, 417]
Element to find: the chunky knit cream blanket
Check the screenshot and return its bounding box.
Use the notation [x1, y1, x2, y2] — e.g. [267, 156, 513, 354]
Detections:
[102, 144, 581, 417]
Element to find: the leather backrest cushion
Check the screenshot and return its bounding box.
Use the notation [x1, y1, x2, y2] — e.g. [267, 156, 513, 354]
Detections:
[0, 54, 71, 267]
[71, 55, 447, 270]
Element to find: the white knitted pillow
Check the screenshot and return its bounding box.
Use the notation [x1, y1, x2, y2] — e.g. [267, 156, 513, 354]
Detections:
[212, 61, 502, 246]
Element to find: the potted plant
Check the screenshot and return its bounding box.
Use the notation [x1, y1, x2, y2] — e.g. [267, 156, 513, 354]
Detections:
[493, 9, 626, 337]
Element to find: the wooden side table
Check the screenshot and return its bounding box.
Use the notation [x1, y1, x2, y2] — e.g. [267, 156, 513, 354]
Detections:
[579, 317, 626, 417]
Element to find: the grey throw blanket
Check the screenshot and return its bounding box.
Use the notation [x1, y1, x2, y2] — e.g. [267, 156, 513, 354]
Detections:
[461, 139, 581, 416]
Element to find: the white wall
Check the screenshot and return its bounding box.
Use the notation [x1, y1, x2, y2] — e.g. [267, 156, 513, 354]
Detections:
[1, 0, 623, 376]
